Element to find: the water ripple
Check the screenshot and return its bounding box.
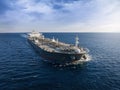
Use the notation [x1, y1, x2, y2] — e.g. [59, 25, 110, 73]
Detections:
[0, 33, 120, 90]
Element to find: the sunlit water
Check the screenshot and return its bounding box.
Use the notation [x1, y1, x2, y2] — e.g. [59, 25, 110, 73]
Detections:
[0, 33, 120, 90]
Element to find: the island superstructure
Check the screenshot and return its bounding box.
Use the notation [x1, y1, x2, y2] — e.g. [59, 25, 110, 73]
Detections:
[28, 31, 88, 64]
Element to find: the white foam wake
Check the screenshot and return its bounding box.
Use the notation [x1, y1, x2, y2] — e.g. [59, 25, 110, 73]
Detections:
[21, 34, 27, 38]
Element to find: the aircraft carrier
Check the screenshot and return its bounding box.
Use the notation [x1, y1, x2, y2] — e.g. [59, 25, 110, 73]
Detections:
[28, 31, 88, 65]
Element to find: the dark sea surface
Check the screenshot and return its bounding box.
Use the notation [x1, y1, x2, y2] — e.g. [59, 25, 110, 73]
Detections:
[0, 33, 120, 90]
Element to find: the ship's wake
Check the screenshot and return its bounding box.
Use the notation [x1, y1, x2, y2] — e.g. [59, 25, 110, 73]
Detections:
[21, 34, 27, 38]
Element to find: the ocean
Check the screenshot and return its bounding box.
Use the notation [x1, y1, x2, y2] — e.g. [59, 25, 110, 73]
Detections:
[0, 33, 120, 90]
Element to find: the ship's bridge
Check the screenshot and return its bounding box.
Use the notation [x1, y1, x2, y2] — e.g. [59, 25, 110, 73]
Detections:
[29, 31, 44, 38]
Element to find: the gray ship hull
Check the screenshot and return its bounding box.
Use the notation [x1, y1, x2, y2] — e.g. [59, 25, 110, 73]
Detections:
[28, 39, 86, 64]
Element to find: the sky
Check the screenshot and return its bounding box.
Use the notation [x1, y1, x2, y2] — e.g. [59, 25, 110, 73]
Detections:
[0, 0, 120, 32]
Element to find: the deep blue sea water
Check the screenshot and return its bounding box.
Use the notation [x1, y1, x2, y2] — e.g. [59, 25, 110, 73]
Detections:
[0, 33, 120, 90]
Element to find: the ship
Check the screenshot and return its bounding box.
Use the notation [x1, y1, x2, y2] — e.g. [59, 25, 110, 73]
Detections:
[27, 31, 88, 65]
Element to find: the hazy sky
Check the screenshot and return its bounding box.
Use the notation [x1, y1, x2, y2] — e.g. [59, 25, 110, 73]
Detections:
[0, 0, 120, 32]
